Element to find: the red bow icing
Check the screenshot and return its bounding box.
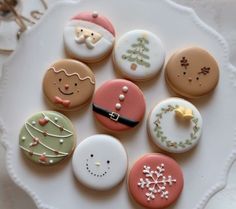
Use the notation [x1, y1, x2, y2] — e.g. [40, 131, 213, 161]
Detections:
[54, 96, 71, 107]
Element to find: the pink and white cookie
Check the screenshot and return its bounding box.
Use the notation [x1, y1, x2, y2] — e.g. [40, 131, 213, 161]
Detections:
[92, 79, 146, 131]
[43, 59, 95, 111]
[63, 11, 115, 63]
[128, 153, 184, 209]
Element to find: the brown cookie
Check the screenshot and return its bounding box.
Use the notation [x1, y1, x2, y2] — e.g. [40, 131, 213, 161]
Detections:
[43, 59, 95, 111]
[165, 47, 219, 98]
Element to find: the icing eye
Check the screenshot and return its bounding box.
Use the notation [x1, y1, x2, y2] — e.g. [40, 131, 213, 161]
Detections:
[196, 77, 199, 80]
[74, 83, 77, 86]
[183, 72, 186, 75]
[90, 154, 93, 158]
[107, 160, 110, 164]
[80, 29, 83, 32]
[59, 78, 62, 82]
[91, 33, 94, 36]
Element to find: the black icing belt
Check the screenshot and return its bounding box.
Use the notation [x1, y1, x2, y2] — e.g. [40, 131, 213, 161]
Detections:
[92, 104, 139, 127]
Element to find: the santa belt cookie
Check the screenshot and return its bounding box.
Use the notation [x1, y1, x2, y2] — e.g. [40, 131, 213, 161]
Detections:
[92, 104, 139, 127]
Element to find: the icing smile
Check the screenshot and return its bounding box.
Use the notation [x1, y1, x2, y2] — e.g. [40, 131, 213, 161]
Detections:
[86, 159, 110, 178]
[58, 87, 74, 95]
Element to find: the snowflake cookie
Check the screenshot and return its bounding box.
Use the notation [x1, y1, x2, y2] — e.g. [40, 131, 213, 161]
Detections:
[128, 153, 183, 209]
[147, 97, 203, 153]
[19, 111, 76, 165]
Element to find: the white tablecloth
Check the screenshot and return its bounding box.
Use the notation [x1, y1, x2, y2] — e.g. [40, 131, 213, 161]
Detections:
[0, 0, 236, 208]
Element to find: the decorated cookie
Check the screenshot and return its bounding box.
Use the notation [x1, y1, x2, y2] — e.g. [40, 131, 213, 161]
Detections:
[165, 47, 219, 98]
[19, 111, 76, 165]
[72, 134, 127, 190]
[113, 30, 165, 81]
[43, 59, 95, 111]
[63, 11, 115, 63]
[148, 98, 202, 153]
[92, 79, 146, 131]
[128, 153, 184, 209]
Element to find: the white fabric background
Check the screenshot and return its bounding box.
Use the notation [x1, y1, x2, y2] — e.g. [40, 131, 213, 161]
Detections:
[0, 0, 236, 208]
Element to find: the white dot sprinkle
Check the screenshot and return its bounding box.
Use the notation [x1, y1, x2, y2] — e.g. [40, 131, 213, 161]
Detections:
[119, 94, 125, 101]
[115, 103, 122, 110]
[21, 136, 26, 141]
[60, 139, 64, 144]
[54, 117, 58, 122]
[122, 86, 128, 93]
[31, 121, 36, 125]
[44, 116, 49, 121]
[49, 160, 54, 164]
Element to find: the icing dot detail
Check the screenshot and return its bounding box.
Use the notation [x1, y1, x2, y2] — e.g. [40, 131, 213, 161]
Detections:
[92, 11, 98, 18]
[31, 121, 36, 125]
[122, 86, 128, 93]
[119, 94, 125, 101]
[21, 136, 26, 141]
[60, 139, 64, 144]
[54, 117, 58, 122]
[115, 103, 122, 110]
[49, 160, 54, 164]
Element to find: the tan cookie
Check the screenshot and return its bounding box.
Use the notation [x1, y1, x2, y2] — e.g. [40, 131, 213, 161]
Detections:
[165, 47, 219, 98]
[43, 59, 95, 111]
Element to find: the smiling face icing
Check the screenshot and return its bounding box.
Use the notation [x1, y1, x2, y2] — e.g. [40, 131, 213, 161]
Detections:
[165, 47, 219, 98]
[43, 59, 95, 111]
[72, 134, 128, 190]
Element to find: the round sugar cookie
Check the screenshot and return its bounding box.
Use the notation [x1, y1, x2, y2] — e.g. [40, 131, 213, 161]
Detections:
[128, 153, 184, 209]
[19, 111, 76, 165]
[42, 59, 95, 111]
[72, 134, 128, 190]
[113, 30, 165, 81]
[63, 11, 115, 63]
[92, 79, 146, 131]
[148, 98, 203, 153]
[165, 47, 219, 98]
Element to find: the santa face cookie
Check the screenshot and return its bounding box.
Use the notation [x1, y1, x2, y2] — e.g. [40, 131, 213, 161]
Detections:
[19, 111, 76, 165]
[113, 30, 165, 81]
[43, 59, 95, 111]
[165, 47, 219, 98]
[128, 153, 184, 209]
[64, 11, 115, 63]
[148, 98, 202, 153]
[72, 134, 128, 190]
[92, 79, 146, 131]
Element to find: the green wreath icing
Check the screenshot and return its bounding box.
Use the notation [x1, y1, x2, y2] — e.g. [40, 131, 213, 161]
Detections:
[153, 104, 200, 149]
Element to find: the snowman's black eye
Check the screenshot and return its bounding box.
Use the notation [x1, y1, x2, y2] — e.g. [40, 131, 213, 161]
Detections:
[74, 83, 77, 86]
[59, 78, 62, 82]
[91, 33, 94, 36]
[107, 160, 110, 164]
[90, 154, 93, 158]
[81, 29, 83, 32]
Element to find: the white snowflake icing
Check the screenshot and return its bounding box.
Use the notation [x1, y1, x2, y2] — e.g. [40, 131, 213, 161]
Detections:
[137, 164, 177, 201]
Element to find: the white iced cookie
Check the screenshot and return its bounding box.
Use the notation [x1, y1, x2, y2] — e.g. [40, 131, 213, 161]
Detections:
[148, 98, 202, 153]
[72, 134, 128, 190]
[64, 11, 115, 63]
[113, 30, 165, 81]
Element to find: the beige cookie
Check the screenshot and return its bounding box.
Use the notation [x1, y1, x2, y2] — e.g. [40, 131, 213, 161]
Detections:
[165, 47, 219, 98]
[43, 59, 95, 111]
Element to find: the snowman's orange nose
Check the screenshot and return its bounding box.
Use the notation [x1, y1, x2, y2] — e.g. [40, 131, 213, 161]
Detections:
[64, 84, 69, 90]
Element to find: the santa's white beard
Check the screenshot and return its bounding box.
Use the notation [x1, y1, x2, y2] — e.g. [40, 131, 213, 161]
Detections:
[64, 26, 114, 62]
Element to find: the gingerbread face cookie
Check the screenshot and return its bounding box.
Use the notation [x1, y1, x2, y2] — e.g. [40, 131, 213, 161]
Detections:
[165, 47, 219, 98]
[64, 11, 115, 63]
[128, 153, 184, 209]
[92, 79, 146, 131]
[72, 134, 128, 190]
[148, 98, 203, 153]
[19, 111, 76, 165]
[43, 59, 95, 111]
[113, 30, 165, 81]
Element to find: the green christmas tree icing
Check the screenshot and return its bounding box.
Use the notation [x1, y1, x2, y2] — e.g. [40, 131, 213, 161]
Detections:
[19, 111, 75, 165]
[122, 37, 150, 70]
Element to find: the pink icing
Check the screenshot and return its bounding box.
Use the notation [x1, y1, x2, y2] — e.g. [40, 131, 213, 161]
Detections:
[72, 12, 115, 36]
[92, 79, 146, 131]
[129, 153, 184, 209]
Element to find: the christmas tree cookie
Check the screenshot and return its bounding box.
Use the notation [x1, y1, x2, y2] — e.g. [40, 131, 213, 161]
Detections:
[113, 30, 165, 81]
[19, 111, 76, 165]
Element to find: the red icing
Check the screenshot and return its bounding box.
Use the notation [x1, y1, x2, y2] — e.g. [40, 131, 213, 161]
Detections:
[54, 96, 71, 108]
[38, 118, 49, 126]
[72, 12, 115, 36]
[129, 153, 184, 209]
[92, 79, 146, 131]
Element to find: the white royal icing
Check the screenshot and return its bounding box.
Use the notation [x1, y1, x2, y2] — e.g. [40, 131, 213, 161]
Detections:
[113, 30, 165, 81]
[64, 20, 115, 62]
[148, 98, 203, 153]
[72, 134, 128, 190]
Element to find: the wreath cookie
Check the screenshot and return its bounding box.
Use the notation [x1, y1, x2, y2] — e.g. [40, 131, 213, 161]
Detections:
[147, 98, 202, 153]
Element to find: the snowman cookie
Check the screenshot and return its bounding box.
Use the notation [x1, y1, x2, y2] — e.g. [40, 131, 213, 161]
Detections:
[92, 79, 146, 131]
[19, 111, 76, 165]
[148, 98, 202, 153]
[113, 30, 165, 81]
[165, 47, 219, 98]
[43, 59, 95, 111]
[64, 11, 115, 63]
[128, 153, 184, 209]
[72, 134, 128, 190]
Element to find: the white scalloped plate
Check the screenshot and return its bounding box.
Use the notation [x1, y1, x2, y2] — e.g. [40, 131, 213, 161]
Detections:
[1, 0, 236, 209]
